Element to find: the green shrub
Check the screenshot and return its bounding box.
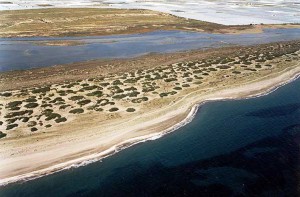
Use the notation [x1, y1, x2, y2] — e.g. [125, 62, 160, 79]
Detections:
[159, 93, 168, 97]
[6, 101, 22, 109]
[69, 108, 84, 114]
[217, 65, 231, 69]
[164, 78, 177, 82]
[10, 106, 21, 111]
[6, 124, 18, 130]
[31, 127, 38, 132]
[45, 113, 61, 120]
[142, 87, 155, 92]
[126, 108, 136, 112]
[86, 91, 103, 97]
[77, 99, 91, 106]
[21, 117, 30, 122]
[194, 81, 203, 85]
[112, 94, 127, 100]
[186, 78, 193, 82]
[232, 71, 241, 74]
[59, 105, 71, 110]
[81, 83, 89, 87]
[97, 99, 109, 106]
[6, 118, 17, 124]
[66, 89, 75, 94]
[0, 131, 7, 138]
[57, 90, 67, 96]
[80, 85, 98, 91]
[42, 108, 53, 115]
[131, 97, 148, 103]
[69, 96, 84, 101]
[194, 75, 203, 79]
[41, 104, 52, 108]
[24, 102, 39, 108]
[27, 121, 37, 127]
[99, 82, 110, 87]
[45, 124, 52, 128]
[95, 107, 103, 112]
[255, 64, 262, 68]
[1, 92, 12, 97]
[4, 110, 33, 118]
[0, 121, 3, 125]
[124, 87, 137, 91]
[245, 68, 257, 72]
[182, 84, 190, 87]
[124, 78, 137, 83]
[32, 86, 50, 94]
[193, 70, 202, 74]
[50, 97, 65, 103]
[55, 117, 67, 123]
[109, 107, 119, 112]
[112, 80, 123, 85]
[127, 91, 140, 97]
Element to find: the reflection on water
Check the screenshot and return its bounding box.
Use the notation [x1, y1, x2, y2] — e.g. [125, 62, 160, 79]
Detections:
[0, 28, 300, 72]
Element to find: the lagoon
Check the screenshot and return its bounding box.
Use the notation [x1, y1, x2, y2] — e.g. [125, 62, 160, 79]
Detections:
[1, 28, 300, 72]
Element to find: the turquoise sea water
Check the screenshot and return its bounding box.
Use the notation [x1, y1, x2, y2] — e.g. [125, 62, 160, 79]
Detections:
[1, 28, 300, 72]
[0, 77, 299, 196]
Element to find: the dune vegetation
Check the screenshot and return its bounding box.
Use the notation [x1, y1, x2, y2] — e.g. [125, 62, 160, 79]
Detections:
[0, 41, 299, 138]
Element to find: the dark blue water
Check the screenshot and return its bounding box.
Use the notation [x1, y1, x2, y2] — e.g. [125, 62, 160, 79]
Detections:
[0, 78, 299, 196]
[1, 28, 300, 72]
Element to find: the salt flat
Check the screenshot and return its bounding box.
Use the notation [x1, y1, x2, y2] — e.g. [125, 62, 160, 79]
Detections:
[0, 0, 299, 25]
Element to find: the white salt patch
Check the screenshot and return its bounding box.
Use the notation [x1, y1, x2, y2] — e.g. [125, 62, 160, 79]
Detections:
[0, 0, 299, 25]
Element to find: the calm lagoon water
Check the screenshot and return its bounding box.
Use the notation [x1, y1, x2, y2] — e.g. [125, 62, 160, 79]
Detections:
[1, 28, 300, 72]
[0, 79, 299, 196]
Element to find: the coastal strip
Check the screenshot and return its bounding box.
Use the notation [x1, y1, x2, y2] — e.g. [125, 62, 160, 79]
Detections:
[0, 62, 299, 186]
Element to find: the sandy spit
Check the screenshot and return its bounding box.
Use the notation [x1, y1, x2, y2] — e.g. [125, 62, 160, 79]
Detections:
[0, 65, 300, 186]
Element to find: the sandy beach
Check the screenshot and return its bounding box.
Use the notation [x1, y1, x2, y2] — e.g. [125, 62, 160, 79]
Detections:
[0, 41, 299, 185]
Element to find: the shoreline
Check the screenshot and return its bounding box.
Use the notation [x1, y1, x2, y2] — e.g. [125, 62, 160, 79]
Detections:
[1, 65, 299, 187]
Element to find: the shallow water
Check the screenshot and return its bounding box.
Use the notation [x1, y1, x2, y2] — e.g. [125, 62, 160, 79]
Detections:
[1, 28, 300, 72]
[0, 77, 299, 196]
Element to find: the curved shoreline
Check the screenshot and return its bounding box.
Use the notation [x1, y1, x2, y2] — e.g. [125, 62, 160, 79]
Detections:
[0, 66, 299, 187]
